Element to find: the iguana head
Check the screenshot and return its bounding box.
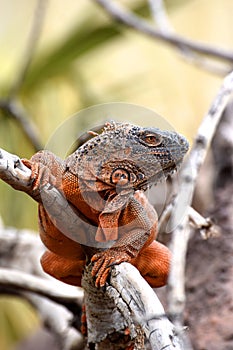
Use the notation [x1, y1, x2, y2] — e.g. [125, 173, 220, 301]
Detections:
[66, 121, 189, 242]
[66, 121, 189, 192]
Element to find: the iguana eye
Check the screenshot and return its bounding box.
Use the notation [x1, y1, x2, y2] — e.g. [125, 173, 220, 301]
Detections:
[140, 133, 162, 147]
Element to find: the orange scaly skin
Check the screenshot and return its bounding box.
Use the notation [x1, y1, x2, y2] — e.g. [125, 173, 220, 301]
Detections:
[20, 122, 188, 288]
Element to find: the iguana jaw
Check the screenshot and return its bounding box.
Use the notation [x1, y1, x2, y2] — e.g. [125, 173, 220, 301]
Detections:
[136, 159, 183, 191]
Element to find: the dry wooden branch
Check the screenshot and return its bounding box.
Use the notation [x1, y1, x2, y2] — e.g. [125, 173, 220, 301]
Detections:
[147, 0, 229, 75]
[111, 263, 182, 350]
[0, 1, 45, 151]
[0, 267, 82, 306]
[0, 148, 32, 186]
[82, 263, 183, 350]
[9, 0, 47, 97]
[188, 207, 220, 239]
[0, 225, 83, 302]
[158, 203, 220, 239]
[25, 293, 84, 350]
[0, 100, 42, 151]
[0, 226, 84, 350]
[148, 0, 173, 33]
[0, 226, 44, 275]
[94, 0, 233, 65]
[167, 70, 233, 329]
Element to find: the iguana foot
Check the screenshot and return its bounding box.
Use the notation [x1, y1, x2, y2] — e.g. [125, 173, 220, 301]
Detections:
[91, 250, 131, 288]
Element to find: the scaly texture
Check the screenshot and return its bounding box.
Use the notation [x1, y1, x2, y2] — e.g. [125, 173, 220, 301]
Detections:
[19, 121, 189, 288]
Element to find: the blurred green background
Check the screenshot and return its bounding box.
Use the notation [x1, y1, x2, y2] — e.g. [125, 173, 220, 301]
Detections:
[0, 0, 233, 348]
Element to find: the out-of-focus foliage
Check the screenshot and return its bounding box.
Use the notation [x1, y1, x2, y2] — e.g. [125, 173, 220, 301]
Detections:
[0, 0, 233, 349]
[0, 298, 38, 350]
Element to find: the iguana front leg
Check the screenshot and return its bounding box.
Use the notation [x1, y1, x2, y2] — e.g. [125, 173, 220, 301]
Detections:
[91, 196, 155, 287]
[21, 151, 88, 285]
[91, 234, 147, 288]
[92, 228, 171, 288]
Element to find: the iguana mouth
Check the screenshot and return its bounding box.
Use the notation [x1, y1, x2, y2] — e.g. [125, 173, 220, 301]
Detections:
[137, 159, 182, 191]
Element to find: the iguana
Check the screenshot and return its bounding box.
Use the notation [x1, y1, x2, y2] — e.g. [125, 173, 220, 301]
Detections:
[0, 121, 189, 288]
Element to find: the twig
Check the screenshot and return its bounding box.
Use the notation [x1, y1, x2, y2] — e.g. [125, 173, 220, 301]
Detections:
[0, 267, 83, 305]
[147, 0, 230, 75]
[9, 0, 47, 97]
[188, 206, 220, 239]
[148, 0, 173, 33]
[25, 293, 84, 350]
[0, 223, 84, 349]
[167, 70, 233, 326]
[0, 225, 83, 305]
[0, 99, 43, 151]
[0, 0, 46, 150]
[94, 0, 233, 65]
[158, 202, 220, 239]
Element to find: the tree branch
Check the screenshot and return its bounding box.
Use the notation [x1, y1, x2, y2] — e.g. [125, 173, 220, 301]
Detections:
[158, 202, 220, 239]
[0, 99, 43, 151]
[94, 0, 233, 66]
[9, 0, 47, 97]
[82, 262, 183, 349]
[188, 206, 220, 239]
[0, 1, 46, 151]
[24, 293, 84, 350]
[111, 263, 183, 350]
[0, 221, 83, 305]
[167, 70, 233, 329]
[0, 268, 82, 306]
[148, 0, 173, 33]
[0, 148, 32, 187]
[147, 0, 230, 75]
[0, 224, 84, 349]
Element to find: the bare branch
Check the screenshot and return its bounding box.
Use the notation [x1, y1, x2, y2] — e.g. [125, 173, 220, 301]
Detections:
[0, 100, 43, 151]
[9, 0, 47, 97]
[0, 225, 83, 309]
[82, 262, 183, 349]
[148, 0, 173, 33]
[0, 222, 84, 349]
[0, 226, 45, 277]
[188, 207, 220, 239]
[167, 70, 233, 326]
[0, 267, 83, 306]
[0, 148, 31, 186]
[2, 289, 84, 350]
[94, 0, 233, 65]
[0, 1, 46, 150]
[147, 0, 230, 75]
[25, 294, 84, 350]
[111, 263, 183, 350]
[158, 202, 220, 239]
